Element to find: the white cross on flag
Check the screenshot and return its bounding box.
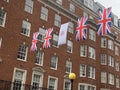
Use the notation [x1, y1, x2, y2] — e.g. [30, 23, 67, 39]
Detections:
[58, 22, 69, 46]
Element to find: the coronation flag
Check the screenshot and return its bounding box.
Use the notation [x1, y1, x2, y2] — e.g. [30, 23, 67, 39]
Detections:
[97, 7, 112, 36]
[76, 16, 88, 41]
[43, 28, 53, 48]
[58, 22, 69, 45]
[30, 32, 40, 51]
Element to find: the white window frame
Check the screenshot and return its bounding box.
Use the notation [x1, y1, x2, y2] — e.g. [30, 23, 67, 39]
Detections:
[24, 0, 33, 14]
[17, 44, 28, 61]
[116, 78, 120, 88]
[56, 0, 62, 5]
[80, 64, 86, 77]
[88, 46, 95, 59]
[101, 54, 107, 65]
[115, 46, 119, 56]
[63, 79, 71, 90]
[52, 34, 59, 48]
[47, 76, 58, 90]
[108, 39, 114, 50]
[78, 83, 96, 90]
[68, 22, 74, 34]
[115, 61, 119, 71]
[3, 0, 9, 2]
[108, 55, 114, 67]
[84, 0, 93, 10]
[50, 55, 58, 70]
[0, 9, 6, 27]
[38, 27, 46, 42]
[67, 40, 73, 53]
[114, 16, 118, 27]
[66, 60, 72, 73]
[35, 50, 44, 66]
[12, 68, 27, 90]
[80, 45, 87, 57]
[101, 38, 107, 48]
[83, 12, 88, 18]
[108, 73, 114, 85]
[89, 29, 96, 41]
[21, 20, 31, 36]
[88, 66, 95, 79]
[31, 71, 43, 89]
[69, 3, 75, 12]
[40, 7, 48, 21]
[101, 71, 107, 83]
[54, 14, 61, 27]
[0, 37, 2, 48]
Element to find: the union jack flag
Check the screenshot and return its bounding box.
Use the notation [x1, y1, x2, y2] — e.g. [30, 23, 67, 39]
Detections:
[30, 32, 39, 51]
[97, 7, 112, 36]
[43, 28, 53, 48]
[76, 16, 88, 41]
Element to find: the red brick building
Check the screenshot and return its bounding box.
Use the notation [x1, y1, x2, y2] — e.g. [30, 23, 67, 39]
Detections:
[0, 0, 120, 90]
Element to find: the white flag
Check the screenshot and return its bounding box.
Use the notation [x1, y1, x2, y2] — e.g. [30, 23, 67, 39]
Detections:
[58, 22, 69, 45]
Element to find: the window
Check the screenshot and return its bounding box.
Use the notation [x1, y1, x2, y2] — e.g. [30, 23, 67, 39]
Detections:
[114, 16, 118, 27]
[79, 85, 85, 90]
[88, 66, 95, 79]
[101, 54, 107, 65]
[83, 12, 88, 17]
[67, 40, 73, 53]
[66, 60, 72, 73]
[54, 14, 61, 27]
[24, 0, 33, 14]
[108, 39, 114, 50]
[0, 37, 2, 48]
[56, 0, 62, 5]
[78, 83, 96, 90]
[50, 55, 58, 70]
[80, 45, 87, 57]
[115, 46, 119, 56]
[31, 71, 43, 90]
[64, 79, 71, 90]
[101, 38, 106, 48]
[3, 0, 9, 2]
[12, 68, 27, 90]
[116, 78, 119, 88]
[21, 20, 31, 36]
[115, 61, 119, 71]
[101, 71, 107, 83]
[38, 28, 46, 42]
[52, 34, 58, 48]
[0, 9, 6, 27]
[48, 76, 58, 90]
[68, 22, 74, 34]
[89, 29, 96, 41]
[108, 55, 114, 67]
[35, 50, 44, 66]
[17, 45, 28, 61]
[108, 73, 114, 85]
[69, 3, 75, 12]
[88, 46, 95, 59]
[84, 0, 93, 10]
[80, 64, 86, 77]
[40, 7, 48, 21]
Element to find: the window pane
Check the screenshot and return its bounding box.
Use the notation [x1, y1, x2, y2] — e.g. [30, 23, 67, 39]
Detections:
[24, 0, 33, 14]
[17, 45, 27, 60]
[21, 20, 31, 36]
[0, 9, 6, 27]
[35, 51, 44, 65]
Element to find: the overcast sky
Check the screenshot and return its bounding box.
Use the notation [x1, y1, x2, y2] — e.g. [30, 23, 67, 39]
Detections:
[94, 0, 120, 18]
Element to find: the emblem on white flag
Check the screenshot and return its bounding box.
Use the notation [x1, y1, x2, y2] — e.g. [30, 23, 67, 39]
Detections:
[58, 22, 69, 45]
